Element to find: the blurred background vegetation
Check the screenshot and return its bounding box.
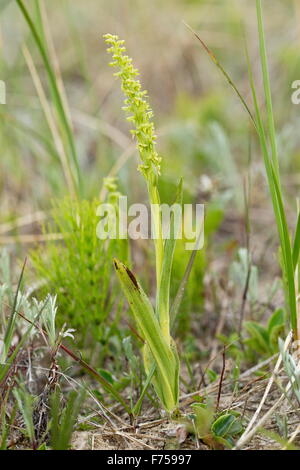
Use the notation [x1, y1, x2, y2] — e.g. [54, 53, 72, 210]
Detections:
[1, 0, 299, 205]
[1, 0, 300, 356]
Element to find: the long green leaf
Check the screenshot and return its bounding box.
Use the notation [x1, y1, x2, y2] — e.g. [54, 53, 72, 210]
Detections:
[1, 258, 26, 363]
[293, 210, 300, 269]
[270, 165, 297, 332]
[158, 179, 183, 343]
[15, 0, 82, 196]
[0, 297, 47, 383]
[183, 21, 256, 130]
[256, 0, 279, 180]
[190, 4, 298, 335]
[171, 242, 199, 331]
[246, 32, 297, 333]
[114, 259, 179, 411]
[132, 363, 156, 417]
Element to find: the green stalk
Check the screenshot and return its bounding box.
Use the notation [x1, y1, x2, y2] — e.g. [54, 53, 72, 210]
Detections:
[256, 0, 280, 180]
[114, 259, 179, 412]
[189, 3, 298, 339]
[293, 209, 300, 270]
[254, 1, 297, 337]
[148, 181, 164, 292]
[158, 179, 183, 344]
[1, 258, 26, 364]
[104, 34, 181, 412]
[246, 40, 297, 337]
[16, 0, 82, 197]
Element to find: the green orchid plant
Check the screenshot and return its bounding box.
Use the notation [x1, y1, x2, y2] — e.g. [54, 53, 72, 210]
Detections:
[104, 34, 183, 413]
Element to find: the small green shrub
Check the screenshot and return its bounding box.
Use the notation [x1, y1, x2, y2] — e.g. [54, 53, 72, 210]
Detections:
[31, 196, 128, 342]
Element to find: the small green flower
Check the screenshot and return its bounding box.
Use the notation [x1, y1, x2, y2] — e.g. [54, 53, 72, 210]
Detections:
[104, 34, 161, 182]
[103, 176, 118, 194]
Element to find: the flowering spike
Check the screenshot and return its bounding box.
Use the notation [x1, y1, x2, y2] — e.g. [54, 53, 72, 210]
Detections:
[103, 33, 161, 181]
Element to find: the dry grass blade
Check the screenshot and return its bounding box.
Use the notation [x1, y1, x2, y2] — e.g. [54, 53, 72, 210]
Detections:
[235, 332, 292, 449]
[22, 46, 76, 197]
[183, 21, 256, 129]
[16, 0, 82, 196]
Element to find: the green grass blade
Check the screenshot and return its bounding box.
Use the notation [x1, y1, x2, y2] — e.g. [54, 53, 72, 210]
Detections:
[59, 342, 131, 413]
[158, 178, 183, 344]
[15, 0, 82, 196]
[293, 210, 300, 269]
[0, 297, 48, 383]
[188, 9, 297, 336]
[184, 21, 256, 130]
[2, 111, 61, 164]
[256, 0, 279, 180]
[245, 36, 297, 334]
[132, 363, 156, 417]
[270, 166, 297, 332]
[171, 246, 198, 331]
[13, 384, 36, 447]
[148, 182, 164, 292]
[1, 258, 26, 363]
[114, 258, 178, 411]
[50, 388, 85, 450]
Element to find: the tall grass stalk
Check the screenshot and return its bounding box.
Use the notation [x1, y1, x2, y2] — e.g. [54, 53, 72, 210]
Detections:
[16, 0, 82, 197]
[22, 45, 76, 197]
[251, 0, 297, 340]
[189, 1, 299, 341]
